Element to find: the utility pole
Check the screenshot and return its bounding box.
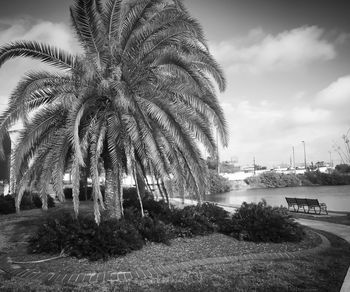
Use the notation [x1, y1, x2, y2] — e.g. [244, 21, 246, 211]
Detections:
[301, 141, 307, 170]
[328, 151, 332, 167]
[253, 156, 256, 175]
[292, 146, 295, 169]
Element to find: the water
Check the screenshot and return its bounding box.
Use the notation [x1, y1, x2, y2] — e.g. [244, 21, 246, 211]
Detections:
[205, 185, 350, 212]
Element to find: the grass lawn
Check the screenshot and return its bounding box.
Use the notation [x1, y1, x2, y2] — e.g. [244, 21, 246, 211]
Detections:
[1, 204, 350, 291]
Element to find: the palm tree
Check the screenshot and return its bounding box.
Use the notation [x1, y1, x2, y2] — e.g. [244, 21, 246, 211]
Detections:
[0, 0, 227, 223]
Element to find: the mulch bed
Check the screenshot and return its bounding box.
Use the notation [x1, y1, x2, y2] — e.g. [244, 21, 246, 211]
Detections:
[5, 226, 321, 274]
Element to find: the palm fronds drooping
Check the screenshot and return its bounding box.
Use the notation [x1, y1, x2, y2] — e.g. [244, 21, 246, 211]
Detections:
[0, 0, 227, 223]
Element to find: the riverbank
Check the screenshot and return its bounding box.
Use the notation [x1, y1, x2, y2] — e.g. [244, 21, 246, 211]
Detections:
[242, 171, 350, 189]
[205, 185, 350, 212]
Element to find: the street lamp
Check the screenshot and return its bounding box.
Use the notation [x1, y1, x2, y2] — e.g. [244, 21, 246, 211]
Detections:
[301, 141, 307, 170]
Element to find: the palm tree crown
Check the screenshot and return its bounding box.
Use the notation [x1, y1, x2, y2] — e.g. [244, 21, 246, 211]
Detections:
[0, 0, 227, 223]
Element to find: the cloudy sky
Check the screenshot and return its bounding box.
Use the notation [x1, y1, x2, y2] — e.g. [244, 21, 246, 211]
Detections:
[0, 0, 349, 168]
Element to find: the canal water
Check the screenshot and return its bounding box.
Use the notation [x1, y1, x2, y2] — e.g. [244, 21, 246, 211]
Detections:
[205, 185, 350, 212]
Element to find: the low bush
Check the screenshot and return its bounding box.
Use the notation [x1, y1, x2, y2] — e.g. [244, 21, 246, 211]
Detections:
[209, 169, 232, 194]
[302, 171, 350, 185]
[198, 202, 233, 234]
[232, 200, 305, 243]
[0, 194, 15, 214]
[171, 205, 215, 236]
[27, 194, 306, 260]
[28, 211, 144, 260]
[64, 186, 104, 201]
[143, 199, 174, 222]
[136, 216, 173, 244]
[245, 172, 301, 188]
[122, 187, 154, 209]
[0, 193, 54, 214]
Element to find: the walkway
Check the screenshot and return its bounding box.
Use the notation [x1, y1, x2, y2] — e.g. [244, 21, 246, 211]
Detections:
[296, 219, 350, 292]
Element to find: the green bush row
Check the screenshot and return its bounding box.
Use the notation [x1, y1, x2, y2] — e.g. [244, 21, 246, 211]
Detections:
[302, 170, 350, 185]
[29, 193, 304, 260]
[245, 170, 350, 188]
[0, 193, 55, 215]
[209, 169, 232, 194]
[245, 172, 301, 188]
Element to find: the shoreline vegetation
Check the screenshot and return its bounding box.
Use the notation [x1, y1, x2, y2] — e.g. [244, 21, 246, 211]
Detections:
[242, 171, 350, 189]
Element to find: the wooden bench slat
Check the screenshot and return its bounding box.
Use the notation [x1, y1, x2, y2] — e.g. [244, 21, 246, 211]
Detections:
[285, 197, 328, 215]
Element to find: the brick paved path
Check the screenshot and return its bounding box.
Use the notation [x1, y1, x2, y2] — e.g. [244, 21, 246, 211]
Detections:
[1, 232, 330, 284]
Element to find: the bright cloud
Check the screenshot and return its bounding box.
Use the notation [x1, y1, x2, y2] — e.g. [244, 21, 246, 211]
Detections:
[0, 18, 80, 52]
[0, 18, 80, 109]
[289, 106, 330, 126]
[316, 75, 350, 107]
[211, 26, 336, 74]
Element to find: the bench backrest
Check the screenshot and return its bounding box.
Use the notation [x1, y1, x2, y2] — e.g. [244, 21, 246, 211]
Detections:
[285, 197, 297, 204]
[306, 198, 320, 207]
[295, 198, 308, 205]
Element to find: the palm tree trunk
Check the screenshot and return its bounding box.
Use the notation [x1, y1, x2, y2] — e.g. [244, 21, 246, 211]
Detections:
[161, 180, 169, 204]
[104, 159, 122, 219]
[136, 167, 145, 198]
[132, 164, 144, 217]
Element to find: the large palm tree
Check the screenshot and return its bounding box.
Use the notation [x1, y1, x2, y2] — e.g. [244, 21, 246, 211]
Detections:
[0, 0, 227, 223]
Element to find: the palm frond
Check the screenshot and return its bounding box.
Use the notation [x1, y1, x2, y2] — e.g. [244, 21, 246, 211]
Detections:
[0, 41, 76, 70]
[103, 0, 123, 47]
[70, 0, 106, 61]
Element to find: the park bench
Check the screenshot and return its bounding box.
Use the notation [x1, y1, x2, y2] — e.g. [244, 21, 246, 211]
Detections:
[285, 197, 298, 212]
[285, 197, 328, 215]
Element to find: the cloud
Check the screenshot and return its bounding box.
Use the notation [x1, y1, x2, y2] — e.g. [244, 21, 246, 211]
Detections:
[211, 26, 336, 74]
[0, 18, 81, 111]
[316, 75, 350, 108]
[289, 107, 330, 126]
[0, 17, 80, 52]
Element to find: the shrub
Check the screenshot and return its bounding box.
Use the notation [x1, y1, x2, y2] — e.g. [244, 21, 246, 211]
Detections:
[143, 199, 174, 222]
[232, 200, 304, 243]
[198, 202, 233, 234]
[0, 193, 54, 214]
[245, 172, 301, 188]
[122, 187, 154, 209]
[209, 169, 232, 194]
[89, 219, 144, 260]
[335, 164, 350, 174]
[64, 186, 105, 201]
[31, 193, 55, 209]
[171, 205, 215, 236]
[0, 194, 15, 214]
[136, 216, 172, 244]
[29, 211, 144, 260]
[302, 170, 350, 185]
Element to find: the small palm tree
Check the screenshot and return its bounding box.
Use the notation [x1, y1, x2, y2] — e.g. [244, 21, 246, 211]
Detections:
[0, 0, 227, 223]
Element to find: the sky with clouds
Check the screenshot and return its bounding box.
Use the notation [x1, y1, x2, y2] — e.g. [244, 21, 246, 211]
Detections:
[0, 0, 349, 168]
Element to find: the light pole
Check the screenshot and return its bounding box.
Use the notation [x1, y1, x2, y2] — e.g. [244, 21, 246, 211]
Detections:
[301, 141, 307, 170]
[292, 146, 295, 169]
